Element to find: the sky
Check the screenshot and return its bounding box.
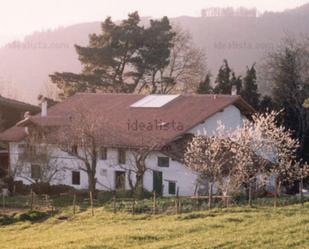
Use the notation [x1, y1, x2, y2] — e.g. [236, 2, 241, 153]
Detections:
[0, 0, 308, 46]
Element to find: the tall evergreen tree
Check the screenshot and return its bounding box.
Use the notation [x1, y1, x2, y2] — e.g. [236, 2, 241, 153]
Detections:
[231, 72, 242, 94]
[240, 64, 260, 109]
[214, 60, 231, 94]
[50, 12, 176, 98]
[263, 37, 309, 161]
[197, 73, 212, 94]
[214, 59, 242, 95]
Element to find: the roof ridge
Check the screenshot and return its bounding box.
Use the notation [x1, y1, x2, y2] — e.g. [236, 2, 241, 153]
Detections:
[0, 95, 39, 109]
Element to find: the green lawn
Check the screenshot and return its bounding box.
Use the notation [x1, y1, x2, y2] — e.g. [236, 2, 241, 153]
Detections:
[1, 204, 309, 249]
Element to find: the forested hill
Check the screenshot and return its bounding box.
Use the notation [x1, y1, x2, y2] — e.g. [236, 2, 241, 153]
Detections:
[0, 4, 308, 103]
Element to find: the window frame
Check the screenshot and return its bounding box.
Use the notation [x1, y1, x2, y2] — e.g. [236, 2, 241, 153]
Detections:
[118, 149, 126, 165]
[158, 156, 169, 167]
[31, 164, 41, 180]
[72, 171, 81, 185]
[168, 181, 176, 195]
[71, 145, 78, 155]
[99, 147, 107, 160]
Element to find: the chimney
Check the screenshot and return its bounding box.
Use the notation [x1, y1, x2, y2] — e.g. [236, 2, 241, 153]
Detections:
[38, 95, 48, 117]
[231, 85, 237, 96]
[24, 111, 31, 119]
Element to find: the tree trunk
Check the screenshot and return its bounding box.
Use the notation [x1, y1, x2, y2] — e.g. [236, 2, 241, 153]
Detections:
[300, 177, 304, 207]
[273, 178, 280, 208]
[248, 182, 253, 207]
[134, 172, 144, 198]
[87, 168, 97, 198]
[208, 182, 213, 210]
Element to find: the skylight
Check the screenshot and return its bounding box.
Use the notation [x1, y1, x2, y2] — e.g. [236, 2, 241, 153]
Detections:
[131, 95, 179, 108]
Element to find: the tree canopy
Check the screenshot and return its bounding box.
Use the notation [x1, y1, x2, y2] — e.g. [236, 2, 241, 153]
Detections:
[50, 12, 206, 98]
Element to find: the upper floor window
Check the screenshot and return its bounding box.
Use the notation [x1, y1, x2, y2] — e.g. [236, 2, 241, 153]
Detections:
[158, 157, 169, 167]
[71, 145, 78, 155]
[118, 149, 126, 165]
[99, 147, 107, 160]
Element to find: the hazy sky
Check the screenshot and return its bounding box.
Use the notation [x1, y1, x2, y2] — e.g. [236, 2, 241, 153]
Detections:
[0, 0, 308, 45]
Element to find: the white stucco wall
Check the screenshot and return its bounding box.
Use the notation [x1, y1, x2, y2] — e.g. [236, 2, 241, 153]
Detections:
[189, 105, 245, 136]
[8, 104, 247, 197]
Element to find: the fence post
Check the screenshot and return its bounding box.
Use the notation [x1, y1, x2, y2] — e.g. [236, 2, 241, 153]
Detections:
[51, 200, 54, 216]
[196, 193, 200, 211]
[132, 197, 135, 215]
[175, 187, 179, 214]
[2, 193, 5, 210]
[73, 193, 76, 215]
[45, 195, 49, 209]
[30, 190, 34, 211]
[89, 191, 94, 216]
[113, 192, 116, 214]
[300, 176, 304, 208]
[208, 182, 213, 210]
[153, 191, 157, 215]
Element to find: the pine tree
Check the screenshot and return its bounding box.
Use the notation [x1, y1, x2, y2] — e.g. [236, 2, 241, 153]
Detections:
[263, 37, 309, 161]
[240, 64, 260, 109]
[197, 73, 212, 94]
[50, 12, 175, 98]
[230, 72, 242, 94]
[214, 59, 242, 95]
[214, 60, 231, 94]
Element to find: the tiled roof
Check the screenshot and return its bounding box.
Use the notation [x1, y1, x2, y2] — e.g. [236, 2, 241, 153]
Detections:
[0, 95, 40, 112]
[0, 93, 254, 148]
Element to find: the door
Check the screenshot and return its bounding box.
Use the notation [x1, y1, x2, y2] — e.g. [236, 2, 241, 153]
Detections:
[115, 171, 126, 190]
[153, 171, 163, 196]
[0, 152, 9, 178]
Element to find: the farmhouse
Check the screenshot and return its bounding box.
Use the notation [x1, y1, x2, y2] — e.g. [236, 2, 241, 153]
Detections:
[0, 93, 254, 196]
[0, 96, 40, 180]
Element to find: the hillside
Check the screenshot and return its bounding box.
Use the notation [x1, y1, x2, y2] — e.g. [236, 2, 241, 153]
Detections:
[0, 4, 309, 103]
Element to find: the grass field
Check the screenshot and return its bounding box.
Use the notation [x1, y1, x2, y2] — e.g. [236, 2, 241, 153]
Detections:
[1, 203, 309, 249]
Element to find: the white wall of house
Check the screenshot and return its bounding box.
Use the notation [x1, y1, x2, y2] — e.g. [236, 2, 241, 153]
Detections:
[9, 143, 198, 196]
[189, 105, 245, 136]
[8, 104, 246, 197]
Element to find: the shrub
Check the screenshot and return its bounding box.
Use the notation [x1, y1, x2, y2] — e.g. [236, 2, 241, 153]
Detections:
[0, 215, 15, 225]
[18, 211, 48, 222]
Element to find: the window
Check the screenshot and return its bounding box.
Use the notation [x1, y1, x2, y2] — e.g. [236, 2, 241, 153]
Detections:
[31, 164, 41, 180]
[153, 171, 163, 195]
[72, 171, 80, 185]
[18, 144, 26, 152]
[71, 145, 78, 155]
[118, 149, 126, 164]
[115, 171, 126, 190]
[158, 157, 169, 167]
[99, 147, 107, 160]
[100, 169, 107, 177]
[168, 181, 176, 195]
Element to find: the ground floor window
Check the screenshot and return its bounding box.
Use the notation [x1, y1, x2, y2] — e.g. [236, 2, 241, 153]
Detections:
[31, 164, 41, 180]
[115, 171, 126, 190]
[153, 171, 163, 195]
[168, 181, 176, 195]
[72, 171, 80, 185]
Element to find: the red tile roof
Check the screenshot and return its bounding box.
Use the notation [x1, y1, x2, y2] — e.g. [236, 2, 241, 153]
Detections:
[0, 95, 40, 112]
[0, 93, 254, 148]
